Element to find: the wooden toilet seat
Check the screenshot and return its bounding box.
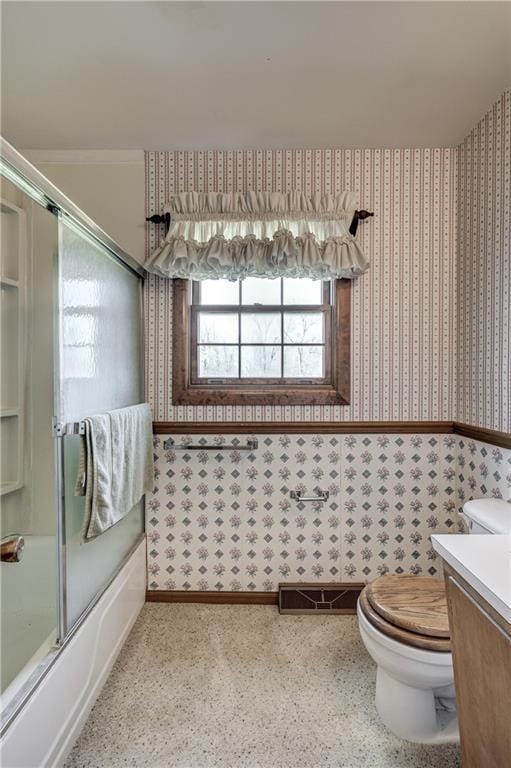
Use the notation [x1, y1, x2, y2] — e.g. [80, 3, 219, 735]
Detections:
[359, 575, 451, 653]
[366, 574, 450, 637]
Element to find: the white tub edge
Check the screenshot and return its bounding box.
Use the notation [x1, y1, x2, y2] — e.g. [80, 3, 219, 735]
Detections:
[0, 538, 146, 768]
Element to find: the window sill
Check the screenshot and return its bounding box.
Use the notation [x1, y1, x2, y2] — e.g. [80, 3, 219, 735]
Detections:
[172, 385, 349, 407]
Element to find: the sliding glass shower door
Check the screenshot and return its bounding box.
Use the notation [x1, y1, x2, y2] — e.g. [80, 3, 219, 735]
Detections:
[57, 217, 144, 630]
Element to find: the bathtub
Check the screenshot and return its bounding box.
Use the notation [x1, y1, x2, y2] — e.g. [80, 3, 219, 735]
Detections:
[0, 537, 145, 768]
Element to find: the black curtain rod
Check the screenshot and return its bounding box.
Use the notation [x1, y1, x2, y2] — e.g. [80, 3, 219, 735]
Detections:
[145, 210, 374, 236]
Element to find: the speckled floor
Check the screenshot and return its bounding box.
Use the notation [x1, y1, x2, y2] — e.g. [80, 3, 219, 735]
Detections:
[64, 604, 461, 768]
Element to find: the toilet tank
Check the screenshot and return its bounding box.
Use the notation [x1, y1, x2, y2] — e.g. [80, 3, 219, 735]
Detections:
[463, 499, 511, 534]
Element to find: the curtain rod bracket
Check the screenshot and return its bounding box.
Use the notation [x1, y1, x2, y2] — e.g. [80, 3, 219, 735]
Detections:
[145, 212, 171, 233]
[349, 209, 374, 236]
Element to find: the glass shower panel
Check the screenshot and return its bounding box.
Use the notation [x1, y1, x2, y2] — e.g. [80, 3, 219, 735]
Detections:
[0, 177, 58, 696]
[58, 217, 144, 630]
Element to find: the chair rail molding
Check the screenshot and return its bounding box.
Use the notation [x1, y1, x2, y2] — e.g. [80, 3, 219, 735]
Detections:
[153, 420, 453, 435]
[152, 420, 511, 448]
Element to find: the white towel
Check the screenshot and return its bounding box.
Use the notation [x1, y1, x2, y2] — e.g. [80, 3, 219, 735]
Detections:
[75, 403, 154, 541]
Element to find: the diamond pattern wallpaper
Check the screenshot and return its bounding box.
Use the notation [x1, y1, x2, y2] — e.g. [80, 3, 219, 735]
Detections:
[145, 433, 511, 593]
[457, 438, 511, 511]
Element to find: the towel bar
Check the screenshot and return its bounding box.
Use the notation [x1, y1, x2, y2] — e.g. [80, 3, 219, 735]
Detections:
[290, 490, 329, 503]
[163, 437, 258, 452]
[53, 405, 149, 438]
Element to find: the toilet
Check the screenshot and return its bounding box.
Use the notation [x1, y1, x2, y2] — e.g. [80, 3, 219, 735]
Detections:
[357, 498, 511, 744]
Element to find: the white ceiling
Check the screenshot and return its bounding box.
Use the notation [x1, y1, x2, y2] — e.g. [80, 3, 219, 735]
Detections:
[2, 1, 510, 150]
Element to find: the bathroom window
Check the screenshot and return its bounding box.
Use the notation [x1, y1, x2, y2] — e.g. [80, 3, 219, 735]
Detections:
[172, 277, 350, 406]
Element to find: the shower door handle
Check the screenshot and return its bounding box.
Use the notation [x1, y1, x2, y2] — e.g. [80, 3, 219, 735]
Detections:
[1, 534, 25, 563]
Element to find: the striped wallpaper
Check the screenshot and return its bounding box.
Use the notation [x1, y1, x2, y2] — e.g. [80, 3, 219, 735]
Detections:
[457, 91, 511, 434]
[145, 149, 457, 423]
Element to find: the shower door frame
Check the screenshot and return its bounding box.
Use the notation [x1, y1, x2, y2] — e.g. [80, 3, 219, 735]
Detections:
[0, 138, 146, 736]
[54, 209, 146, 640]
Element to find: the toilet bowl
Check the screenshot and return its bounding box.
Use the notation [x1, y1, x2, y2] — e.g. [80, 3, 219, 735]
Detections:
[358, 581, 457, 743]
[357, 497, 511, 744]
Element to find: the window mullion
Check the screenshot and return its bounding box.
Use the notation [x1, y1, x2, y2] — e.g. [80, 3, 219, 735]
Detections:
[238, 279, 242, 379]
[278, 278, 283, 379]
[238, 309, 241, 379]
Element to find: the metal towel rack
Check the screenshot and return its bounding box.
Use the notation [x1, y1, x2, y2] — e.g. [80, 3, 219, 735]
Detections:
[163, 437, 258, 452]
[53, 420, 86, 437]
[53, 404, 149, 438]
[290, 489, 329, 503]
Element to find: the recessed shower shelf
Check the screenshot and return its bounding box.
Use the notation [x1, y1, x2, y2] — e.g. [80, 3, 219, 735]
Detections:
[1, 196, 26, 498]
[0, 481, 22, 496]
[0, 276, 19, 289]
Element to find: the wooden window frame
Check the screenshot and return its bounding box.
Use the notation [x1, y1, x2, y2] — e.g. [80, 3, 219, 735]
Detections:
[172, 278, 350, 406]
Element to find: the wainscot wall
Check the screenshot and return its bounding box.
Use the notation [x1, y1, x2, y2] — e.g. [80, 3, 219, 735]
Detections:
[146, 433, 511, 593]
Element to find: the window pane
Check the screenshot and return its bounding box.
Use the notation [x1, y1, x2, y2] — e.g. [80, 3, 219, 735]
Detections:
[283, 278, 323, 305]
[284, 312, 324, 343]
[241, 346, 281, 377]
[241, 313, 281, 343]
[199, 346, 238, 378]
[200, 279, 239, 305]
[284, 346, 324, 378]
[198, 312, 238, 343]
[241, 277, 280, 305]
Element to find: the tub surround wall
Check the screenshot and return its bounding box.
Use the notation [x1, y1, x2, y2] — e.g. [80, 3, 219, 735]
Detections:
[457, 90, 511, 434]
[145, 148, 457, 424]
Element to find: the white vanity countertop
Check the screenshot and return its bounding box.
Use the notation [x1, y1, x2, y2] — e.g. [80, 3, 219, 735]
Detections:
[431, 534, 511, 624]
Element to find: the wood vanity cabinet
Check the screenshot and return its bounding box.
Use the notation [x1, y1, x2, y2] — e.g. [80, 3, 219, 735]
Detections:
[444, 565, 511, 768]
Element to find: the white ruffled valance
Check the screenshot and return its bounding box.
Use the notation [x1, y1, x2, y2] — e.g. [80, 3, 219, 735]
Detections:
[145, 191, 369, 281]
